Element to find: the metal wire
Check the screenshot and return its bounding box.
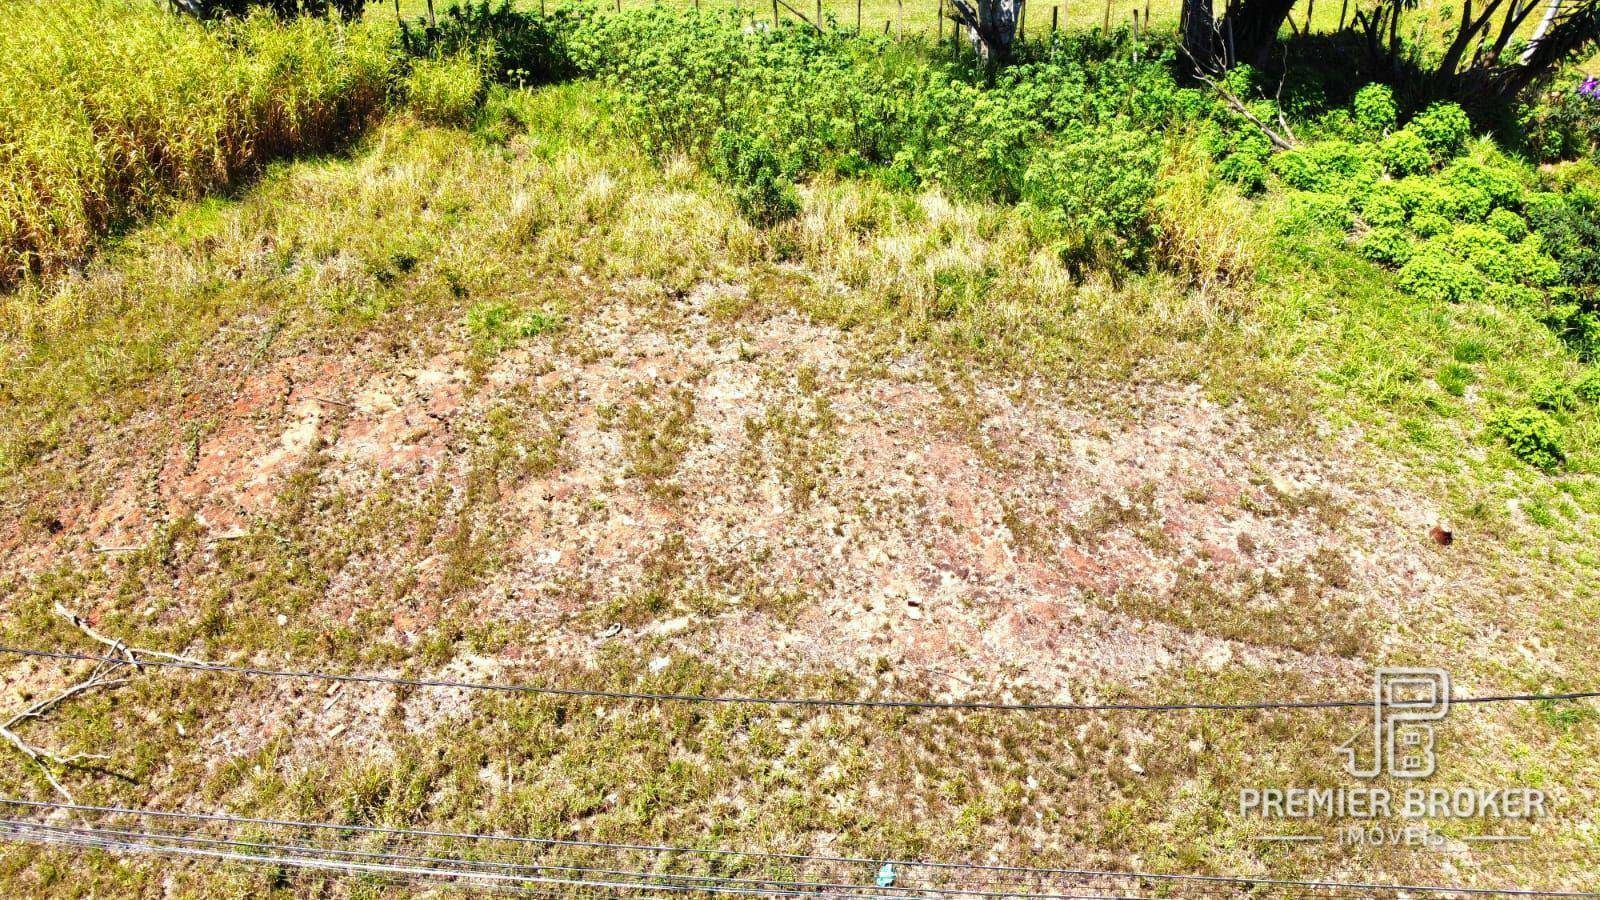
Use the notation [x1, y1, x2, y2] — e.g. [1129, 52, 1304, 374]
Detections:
[3, 645, 1597, 715]
[2, 799, 1592, 898]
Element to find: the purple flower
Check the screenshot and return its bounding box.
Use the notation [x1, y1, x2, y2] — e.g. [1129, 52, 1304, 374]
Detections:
[1580, 76, 1600, 101]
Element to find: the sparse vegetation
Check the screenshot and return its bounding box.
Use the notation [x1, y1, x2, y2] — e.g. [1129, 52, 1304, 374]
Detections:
[4, 1, 1600, 896]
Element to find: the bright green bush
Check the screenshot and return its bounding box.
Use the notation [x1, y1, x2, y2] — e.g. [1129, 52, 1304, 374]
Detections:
[1022, 128, 1161, 267]
[1360, 189, 1408, 228]
[1352, 83, 1398, 135]
[1410, 102, 1473, 161]
[1575, 369, 1600, 403]
[1358, 226, 1414, 265]
[1283, 191, 1354, 231]
[1397, 252, 1485, 303]
[1487, 208, 1530, 241]
[1381, 129, 1434, 176]
[710, 128, 801, 226]
[1441, 157, 1523, 210]
[1488, 407, 1566, 470]
[1270, 141, 1381, 195]
[1531, 376, 1577, 411]
[405, 52, 487, 125]
[1411, 211, 1453, 237]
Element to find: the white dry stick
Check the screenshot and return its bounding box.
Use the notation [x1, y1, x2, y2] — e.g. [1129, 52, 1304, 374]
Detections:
[0, 606, 203, 802]
[0, 664, 129, 804]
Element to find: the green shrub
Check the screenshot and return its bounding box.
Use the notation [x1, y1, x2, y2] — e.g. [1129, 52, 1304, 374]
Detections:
[1411, 211, 1453, 237]
[1270, 141, 1381, 195]
[1410, 102, 1473, 161]
[1022, 128, 1161, 268]
[1487, 208, 1530, 241]
[405, 52, 487, 125]
[1358, 226, 1414, 265]
[1361, 189, 1408, 228]
[1211, 127, 1273, 193]
[1381, 129, 1434, 176]
[1282, 191, 1354, 231]
[1575, 369, 1600, 403]
[1441, 157, 1523, 210]
[1352, 83, 1398, 135]
[711, 128, 801, 226]
[1530, 376, 1576, 411]
[1437, 224, 1521, 283]
[1488, 407, 1566, 470]
[1397, 252, 1485, 303]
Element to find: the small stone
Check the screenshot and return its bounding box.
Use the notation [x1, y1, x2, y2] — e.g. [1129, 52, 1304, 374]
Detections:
[275, 613, 288, 627]
[649, 656, 670, 673]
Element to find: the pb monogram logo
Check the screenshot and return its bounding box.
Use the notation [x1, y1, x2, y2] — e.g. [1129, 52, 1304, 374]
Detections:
[1337, 669, 1451, 779]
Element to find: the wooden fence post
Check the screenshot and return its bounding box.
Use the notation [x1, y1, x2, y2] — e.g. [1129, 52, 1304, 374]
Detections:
[773, 0, 779, 25]
[816, 0, 822, 28]
[937, 0, 943, 39]
[1101, 0, 1109, 32]
[859, 0, 864, 32]
[1019, 0, 1026, 40]
[425, 0, 436, 28]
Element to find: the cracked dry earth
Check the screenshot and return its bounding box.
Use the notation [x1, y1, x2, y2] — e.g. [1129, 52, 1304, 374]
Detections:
[2, 276, 1473, 730]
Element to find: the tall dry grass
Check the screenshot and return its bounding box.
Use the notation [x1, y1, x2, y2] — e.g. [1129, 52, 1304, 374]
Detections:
[0, 0, 399, 289]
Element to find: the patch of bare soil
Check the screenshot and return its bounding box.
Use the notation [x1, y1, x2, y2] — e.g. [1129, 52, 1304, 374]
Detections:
[2, 279, 1476, 722]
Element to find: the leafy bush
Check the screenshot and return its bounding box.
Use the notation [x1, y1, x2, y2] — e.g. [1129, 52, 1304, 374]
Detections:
[402, 1, 576, 84]
[1530, 376, 1576, 411]
[1352, 84, 1398, 135]
[1410, 102, 1473, 161]
[1441, 158, 1523, 210]
[405, 52, 487, 125]
[1358, 226, 1414, 265]
[1487, 208, 1530, 240]
[1360, 189, 1408, 228]
[1410, 211, 1453, 237]
[1575, 369, 1600, 403]
[1397, 253, 1485, 303]
[1270, 141, 1381, 194]
[1488, 407, 1566, 470]
[1380, 129, 1434, 176]
[710, 129, 801, 226]
[1283, 191, 1353, 231]
[1522, 75, 1600, 163]
[1022, 128, 1161, 268]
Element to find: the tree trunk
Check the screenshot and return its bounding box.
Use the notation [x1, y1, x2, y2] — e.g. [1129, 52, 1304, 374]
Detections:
[1218, 0, 1298, 68]
[1182, 0, 1217, 71]
[950, 0, 1022, 67]
[1522, 0, 1564, 62]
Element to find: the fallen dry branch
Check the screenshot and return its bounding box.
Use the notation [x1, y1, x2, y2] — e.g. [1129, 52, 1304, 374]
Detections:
[0, 607, 202, 803]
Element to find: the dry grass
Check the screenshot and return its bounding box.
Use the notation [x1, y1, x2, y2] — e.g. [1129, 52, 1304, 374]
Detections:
[0, 0, 398, 289]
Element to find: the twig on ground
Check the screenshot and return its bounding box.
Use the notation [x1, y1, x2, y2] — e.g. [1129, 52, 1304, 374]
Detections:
[0, 607, 199, 803]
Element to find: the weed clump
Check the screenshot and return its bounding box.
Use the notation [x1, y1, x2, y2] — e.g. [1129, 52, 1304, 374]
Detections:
[405, 52, 488, 126]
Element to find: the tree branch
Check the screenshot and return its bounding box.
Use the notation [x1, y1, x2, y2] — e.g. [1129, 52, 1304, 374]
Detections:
[0, 607, 200, 803]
